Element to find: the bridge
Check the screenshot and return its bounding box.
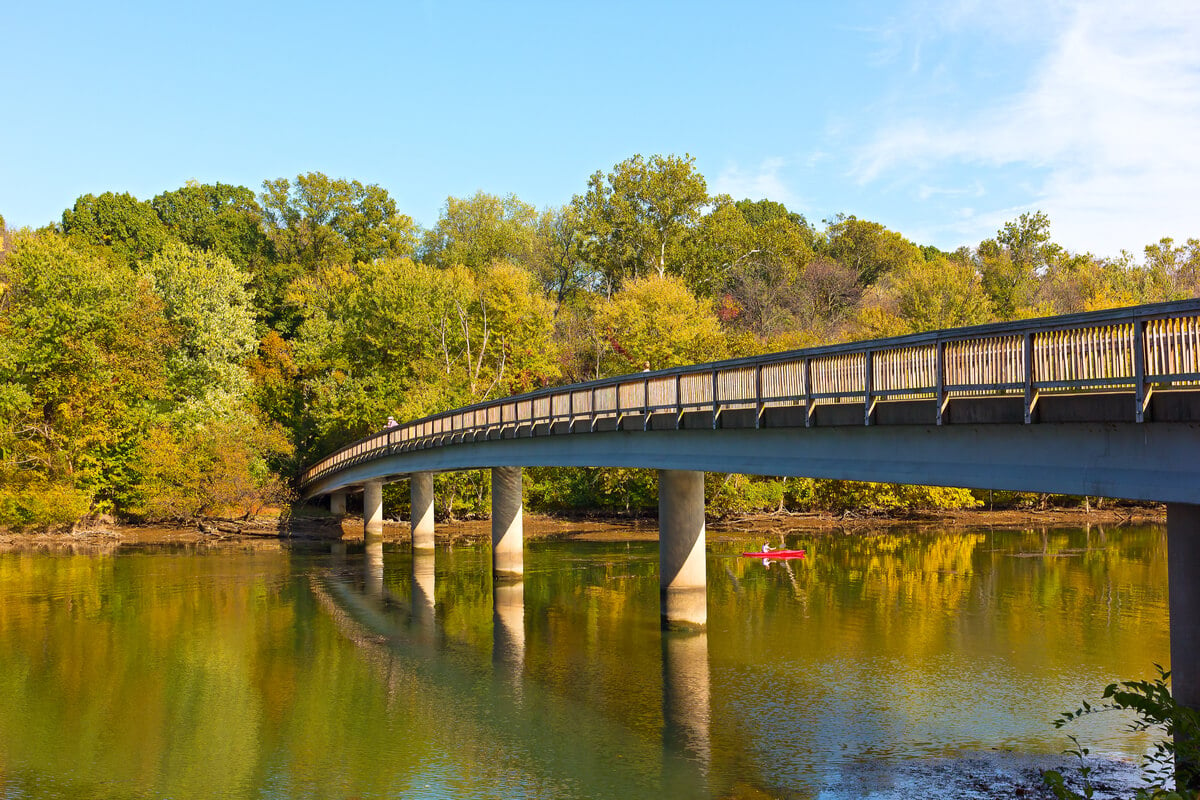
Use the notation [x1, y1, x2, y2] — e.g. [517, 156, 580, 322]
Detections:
[300, 299, 1200, 721]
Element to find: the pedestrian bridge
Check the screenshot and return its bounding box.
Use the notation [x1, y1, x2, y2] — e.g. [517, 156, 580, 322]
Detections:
[302, 300, 1200, 505]
[298, 300, 1200, 616]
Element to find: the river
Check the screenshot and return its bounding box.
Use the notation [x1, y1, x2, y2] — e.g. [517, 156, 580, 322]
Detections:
[0, 523, 1168, 798]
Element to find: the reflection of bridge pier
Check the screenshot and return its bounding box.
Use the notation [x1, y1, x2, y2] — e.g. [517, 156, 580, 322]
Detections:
[661, 629, 711, 792]
[493, 580, 525, 674]
[364, 538, 384, 601]
[412, 551, 436, 632]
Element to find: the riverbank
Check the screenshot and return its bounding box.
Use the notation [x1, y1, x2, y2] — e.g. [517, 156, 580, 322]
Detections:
[0, 505, 1165, 549]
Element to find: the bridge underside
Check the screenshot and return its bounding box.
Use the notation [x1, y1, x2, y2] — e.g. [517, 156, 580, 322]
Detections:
[304, 418, 1200, 505]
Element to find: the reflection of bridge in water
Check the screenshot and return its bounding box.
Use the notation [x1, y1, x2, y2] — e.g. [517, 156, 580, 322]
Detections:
[302, 301, 1200, 712]
[323, 542, 710, 794]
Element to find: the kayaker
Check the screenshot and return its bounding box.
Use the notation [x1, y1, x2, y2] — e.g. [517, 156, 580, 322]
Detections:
[761, 542, 775, 553]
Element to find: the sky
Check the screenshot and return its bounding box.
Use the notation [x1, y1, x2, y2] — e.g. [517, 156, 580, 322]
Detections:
[2, 0, 1197, 257]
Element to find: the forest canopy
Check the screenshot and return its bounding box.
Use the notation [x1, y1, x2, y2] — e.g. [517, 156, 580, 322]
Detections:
[2, 160, 1196, 529]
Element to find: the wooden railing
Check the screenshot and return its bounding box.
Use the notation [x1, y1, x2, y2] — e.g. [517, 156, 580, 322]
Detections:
[300, 300, 1200, 489]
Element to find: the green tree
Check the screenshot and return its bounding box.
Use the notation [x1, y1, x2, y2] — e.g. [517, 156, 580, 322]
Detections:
[259, 173, 418, 332]
[574, 153, 709, 290]
[0, 231, 172, 520]
[529, 204, 595, 310]
[824, 214, 924, 286]
[1144, 237, 1200, 300]
[977, 211, 1060, 320]
[141, 242, 258, 412]
[150, 182, 270, 274]
[874, 255, 993, 333]
[592, 274, 725, 374]
[421, 191, 537, 272]
[61, 192, 168, 268]
[261, 172, 417, 268]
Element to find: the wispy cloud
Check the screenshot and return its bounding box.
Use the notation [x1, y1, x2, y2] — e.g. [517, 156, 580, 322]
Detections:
[711, 158, 802, 208]
[853, 0, 1200, 255]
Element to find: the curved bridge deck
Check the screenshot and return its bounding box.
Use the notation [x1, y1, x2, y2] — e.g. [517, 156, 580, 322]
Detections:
[302, 300, 1200, 504]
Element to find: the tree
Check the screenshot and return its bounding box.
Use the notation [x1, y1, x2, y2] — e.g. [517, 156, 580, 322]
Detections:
[61, 192, 168, 267]
[286, 257, 558, 459]
[978, 211, 1060, 319]
[574, 153, 709, 290]
[150, 182, 270, 274]
[0, 231, 173, 518]
[1144, 237, 1200, 300]
[529, 204, 596, 310]
[687, 198, 831, 340]
[824, 214, 924, 286]
[592, 274, 726, 374]
[876, 255, 993, 333]
[142, 242, 258, 412]
[128, 413, 291, 521]
[421, 191, 537, 272]
[260, 172, 418, 268]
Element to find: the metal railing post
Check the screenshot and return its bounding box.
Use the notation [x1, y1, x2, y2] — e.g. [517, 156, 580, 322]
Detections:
[864, 350, 874, 426]
[755, 363, 764, 429]
[711, 369, 720, 429]
[935, 341, 946, 425]
[1134, 317, 1148, 423]
[1023, 331, 1036, 424]
[804, 357, 814, 428]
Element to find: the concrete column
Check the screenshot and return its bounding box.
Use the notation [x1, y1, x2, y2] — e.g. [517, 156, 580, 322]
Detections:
[412, 551, 436, 632]
[492, 466, 523, 578]
[330, 491, 347, 516]
[1168, 503, 1200, 789]
[658, 470, 707, 629]
[493, 581, 525, 673]
[411, 472, 436, 551]
[363, 480, 384, 538]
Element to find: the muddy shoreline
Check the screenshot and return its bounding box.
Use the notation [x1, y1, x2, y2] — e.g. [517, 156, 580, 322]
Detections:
[0, 505, 1165, 549]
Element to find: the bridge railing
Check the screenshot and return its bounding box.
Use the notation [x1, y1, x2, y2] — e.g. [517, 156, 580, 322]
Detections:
[300, 300, 1200, 489]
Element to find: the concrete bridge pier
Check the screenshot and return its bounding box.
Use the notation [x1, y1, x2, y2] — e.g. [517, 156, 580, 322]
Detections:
[411, 472, 436, 550]
[364, 479, 384, 538]
[1168, 503, 1200, 788]
[658, 470, 707, 630]
[492, 466, 524, 578]
[330, 490, 347, 517]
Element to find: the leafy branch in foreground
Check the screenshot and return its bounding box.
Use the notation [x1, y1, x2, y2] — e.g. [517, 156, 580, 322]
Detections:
[1043, 665, 1200, 800]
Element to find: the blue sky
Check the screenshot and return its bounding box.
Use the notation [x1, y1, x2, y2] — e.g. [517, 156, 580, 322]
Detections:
[3, 0, 1197, 257]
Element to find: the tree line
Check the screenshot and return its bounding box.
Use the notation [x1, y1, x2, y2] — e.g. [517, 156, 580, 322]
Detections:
[1, 154, 1196, 528]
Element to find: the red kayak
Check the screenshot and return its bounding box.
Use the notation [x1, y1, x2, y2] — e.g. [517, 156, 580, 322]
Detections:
[741, 550, 805, 559]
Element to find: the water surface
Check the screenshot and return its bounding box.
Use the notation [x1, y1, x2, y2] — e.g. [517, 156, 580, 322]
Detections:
[0, 525, 1168, 798]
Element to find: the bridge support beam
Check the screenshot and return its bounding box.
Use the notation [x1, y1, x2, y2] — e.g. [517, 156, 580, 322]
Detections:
[364, 479, 384, 538]
[1169, 503, 1200, 789]
[411, 472, 435, 550]
[658, 469, 707, 630]
[330, 490, 347, 517]
[492, 466, 523, 578]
